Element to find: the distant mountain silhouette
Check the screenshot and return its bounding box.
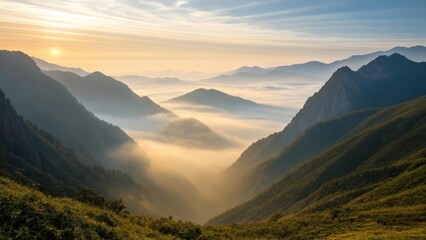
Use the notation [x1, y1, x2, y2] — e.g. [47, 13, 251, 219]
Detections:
[209, 95, 426, 225]
[205, 45, 426, 84]
[0, 88, 169, 216]
[32, 57, 88, 76]
[168, 88, 271, 112]
[118, 75, 188, 86]
[154, 118, 237, 149]
[226, 54, 426, 187]
[0, 50, 138, 166]
[45, 70, 173, 117]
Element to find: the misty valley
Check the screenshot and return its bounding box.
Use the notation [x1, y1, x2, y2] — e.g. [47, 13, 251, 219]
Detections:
[0, 45, 425, 239]
[1, 1, 426, 238]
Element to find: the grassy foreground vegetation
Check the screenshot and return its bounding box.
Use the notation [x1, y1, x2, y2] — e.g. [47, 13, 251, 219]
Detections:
[1, 174, 425, 239]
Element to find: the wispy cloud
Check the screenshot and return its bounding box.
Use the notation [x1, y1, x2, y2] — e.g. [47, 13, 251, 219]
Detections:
[0, 0, 425, 73]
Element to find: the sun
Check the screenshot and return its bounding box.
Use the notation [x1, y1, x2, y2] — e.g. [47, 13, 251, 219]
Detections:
[50, 48, 60, 56]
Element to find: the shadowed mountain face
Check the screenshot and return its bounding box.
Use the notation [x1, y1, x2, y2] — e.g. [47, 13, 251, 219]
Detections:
[0, 88, 169, 216]
[227, 54, 426, 179]
[0, 50, 137, 166]
[154, 118, 237, 149]
[44, 70, 172, 117]
[231, 109, 378, 202]
[168, 88, 270, 111]
[205, 45, 426, 84]
[209, 95, 426, 225]
[32, 57, 88, 76]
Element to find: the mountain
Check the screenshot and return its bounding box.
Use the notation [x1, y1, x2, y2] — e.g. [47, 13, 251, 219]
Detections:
[205, 45, 426, 84]
[0, 88, 168, 216]
[154, 118, 237, 149]
[227, 54, 426, 179]
[118, 74, 188, 86]
[0, 50, 137, 166]
[32, 57, 88, 76]
[167, 88, 271, 112]
[44, 70, 172, 117]
[231, 109, 377, 202]
[138, 69, 221, 81]
[209, 95, 426, 225]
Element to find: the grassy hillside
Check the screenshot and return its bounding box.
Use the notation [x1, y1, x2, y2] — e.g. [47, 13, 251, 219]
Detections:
[1, 174, 424, 239]
[209, 96, 426, 225]
[0, 176, 201, 240]
[231, 109, 377, 202]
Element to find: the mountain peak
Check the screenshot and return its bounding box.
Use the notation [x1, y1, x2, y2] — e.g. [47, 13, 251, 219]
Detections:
[0, 50, 39, 72]
[358, 54, 412, 79]
[327, 66, 354, 81]
[87, 71, 108, 78]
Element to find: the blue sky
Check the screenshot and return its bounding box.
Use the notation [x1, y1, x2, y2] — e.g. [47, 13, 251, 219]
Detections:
[0, 0, 425, 73]
[185, 0, 426, 38]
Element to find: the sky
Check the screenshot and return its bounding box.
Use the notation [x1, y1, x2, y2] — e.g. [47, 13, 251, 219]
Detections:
[0, 0, 425, 74]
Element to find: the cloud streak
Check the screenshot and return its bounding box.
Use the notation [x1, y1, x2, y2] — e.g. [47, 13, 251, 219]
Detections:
[0, 0, 425, 73]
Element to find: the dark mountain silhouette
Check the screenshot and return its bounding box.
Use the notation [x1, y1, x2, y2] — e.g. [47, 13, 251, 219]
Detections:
[154, 118, 237, 149]
[209, 95, 426, 225]
[227, 54, 426, 180]
[205, 45, 426, 83]
[0, 88, 169, 216]
[32, 57, 88, 76]
[44, 70, 172, 117]
[168, 88, 271, 112]
[0, 50, 137, 166]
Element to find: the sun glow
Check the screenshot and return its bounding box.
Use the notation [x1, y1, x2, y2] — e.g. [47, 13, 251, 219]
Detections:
[50, 48, 59, 56]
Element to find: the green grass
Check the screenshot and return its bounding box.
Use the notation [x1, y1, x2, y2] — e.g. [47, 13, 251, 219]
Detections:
[1, 174, 425, 239]
[0, 177, 202, 240]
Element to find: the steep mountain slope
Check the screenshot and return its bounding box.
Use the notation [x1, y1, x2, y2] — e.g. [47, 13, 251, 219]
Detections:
[168, 88, 270, 111]
[232, 109, 377, 201]
[227, 54, 426, 178]
[206, 45, 426, 84]
[0, 88, 168, 216]
[0, 50, 136, 166]
[44, 70, 172, 117]
[209, 95, 426, 225]
[32, 57, 88, 76]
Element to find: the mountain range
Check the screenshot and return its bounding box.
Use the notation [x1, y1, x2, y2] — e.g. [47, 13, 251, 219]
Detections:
[0, 87, 169, 216]
[32, 57, 89, 76]
[44, 70, 172, 118]
[209, 95, 426, 224]
[226, 54, 426, 184]
[1, 48, 425, 238]
[0, 51, 136, 166]
[118, 74, 188, 86]
[205, 45, 426, 84]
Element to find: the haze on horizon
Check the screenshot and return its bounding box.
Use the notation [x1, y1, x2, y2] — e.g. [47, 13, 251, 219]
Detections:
[1, 0, 425, 76]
